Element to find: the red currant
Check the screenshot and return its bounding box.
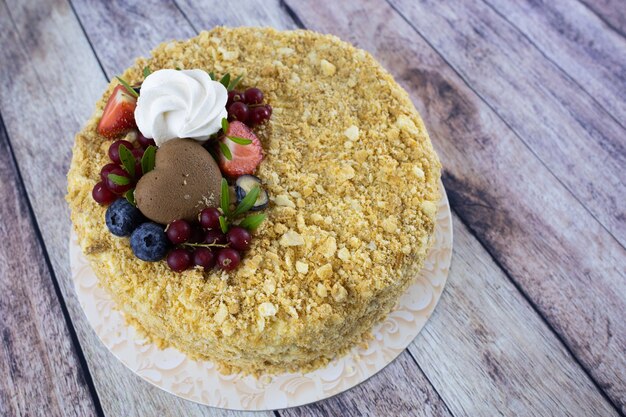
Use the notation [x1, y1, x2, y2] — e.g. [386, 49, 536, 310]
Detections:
[243, 87, 264, 105]
[92, 181, 117, 205]
[166, 219, 192, 244]
[249, 106, 271, 125]
[228, 101, 249, 123]
[131, 148, 144, 159]
[193, 247, 215, 269]
[104, 166, 132, 194]
[187, 224, 205, 243]
[227, 226, 252, 251]
[217, 248, 241, 271]
[100, 163, 118, 182]
[137, 132, 156, 148]
[227, 90, 243, 107]
[199, 207, 221, 230]
[167, 249, 192, 272]
[204, 229, 227, 245]
[108, 140, 134, 164]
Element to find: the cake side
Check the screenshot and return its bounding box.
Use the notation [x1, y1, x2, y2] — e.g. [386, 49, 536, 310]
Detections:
[67, 27, 441, 375]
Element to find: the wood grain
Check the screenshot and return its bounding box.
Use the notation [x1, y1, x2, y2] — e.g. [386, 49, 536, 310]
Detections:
[388, 0, 626, 247]
[0, 120, 97, 417]
[483, 0, 626, 124]
[578, 0, 626, 36]
[280, 352, 453, 417]
[0, 1, 269, 416]
[283, 0, 626, 412]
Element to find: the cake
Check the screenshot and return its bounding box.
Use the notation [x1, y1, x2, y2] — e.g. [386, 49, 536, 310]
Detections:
[66, 27, 441, 375]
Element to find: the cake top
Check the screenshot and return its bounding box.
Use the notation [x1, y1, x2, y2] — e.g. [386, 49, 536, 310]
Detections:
[67, 27, 440, 340]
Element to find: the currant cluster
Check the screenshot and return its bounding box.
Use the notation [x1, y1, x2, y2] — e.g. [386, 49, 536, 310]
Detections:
[92, 133, 156, 205]
[164, 207, 254, 272]
[227, 87, 272, 127]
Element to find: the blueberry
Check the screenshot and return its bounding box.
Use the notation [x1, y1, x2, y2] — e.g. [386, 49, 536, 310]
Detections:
[105, 198, 144, 237]
[130, 222, 169, 262]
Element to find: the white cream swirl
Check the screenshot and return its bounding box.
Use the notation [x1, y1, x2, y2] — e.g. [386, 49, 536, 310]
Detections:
[135, 69, 228, 146]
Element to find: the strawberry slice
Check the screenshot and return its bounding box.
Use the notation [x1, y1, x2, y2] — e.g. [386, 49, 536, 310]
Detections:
[217, 121, 263, 176]
[97, 85, 137, 138]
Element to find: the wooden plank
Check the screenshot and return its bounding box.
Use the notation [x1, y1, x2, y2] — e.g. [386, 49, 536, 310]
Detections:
[483, 0, 626, 124]
[69, 1, 455, 415]
[0, 120, 98, 417]
[280, 352, 453, 417]
[578, 0, 626, 36]
[283, 0, 626, 412]
[387, 0, 626, 247]
[0, 1, 269, 416]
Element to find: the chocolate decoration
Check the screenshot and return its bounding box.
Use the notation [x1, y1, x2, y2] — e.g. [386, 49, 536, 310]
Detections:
[135, 139, 222, 224]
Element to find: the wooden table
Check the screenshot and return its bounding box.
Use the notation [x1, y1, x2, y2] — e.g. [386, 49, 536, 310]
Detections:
[1, 0, 624, 416]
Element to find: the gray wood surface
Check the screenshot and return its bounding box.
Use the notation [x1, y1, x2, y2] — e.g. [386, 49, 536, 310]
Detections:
[0, 0, 624, 416]
[579, 0, 626, 36]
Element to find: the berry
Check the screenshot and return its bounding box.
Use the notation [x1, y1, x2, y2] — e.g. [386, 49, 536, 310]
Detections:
[204, 229, 227, 245]
[217, 248, 241, 271]
[227, 90, 244, 107]
[228, 101, 249, 123]
[100, 163, 118, 182]
[248, 106, 271, 125]
[243, 88, 264, 105]
[104, 166, 132, 194]
[193, 247, 215, 269]
[166, 219, 192, 244]
[227, 227, 252, 251]
[199, 207, 221, 230]
[130, 222, 169, 262]
[105, 198, 144, 236]
[108, 140, 134, 164]
[265, 104, 272, 117]
[167, 248, 192, 272]
[92, 181, 117, 205]
[131, 148, 144, 159]
[137, 132, 156, 148]
[217, 121, 263, 176]
[134, 160, 143, 178]
[188, 225, 206, 243]
[97, 85, 137, 138]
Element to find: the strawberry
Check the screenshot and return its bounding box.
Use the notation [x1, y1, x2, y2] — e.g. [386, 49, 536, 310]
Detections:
[97, 85, 137, 138]
[217, 121, 263, 176]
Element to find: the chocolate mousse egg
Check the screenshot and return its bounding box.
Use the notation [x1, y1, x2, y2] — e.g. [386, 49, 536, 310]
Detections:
[135, 139, 222, 224]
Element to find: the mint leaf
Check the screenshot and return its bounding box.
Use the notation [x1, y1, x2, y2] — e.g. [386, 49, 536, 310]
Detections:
[141, 145, 156, 174]
[221, 117, 229, 134]
[219, 73, 230, 89]
[118, 145, 135, 178]
[228, 74, 243, 91]
[233, 187, 260, 217]
[239, 213, 266, 230]
[228, 136, 252, 145]
[143, 66, 151, 77]
[125, 189, 135, 206]
[208, 71, 216, 80]
[220, 178, 230, 216]
[175, 66, 181, 70]
[107, 173, 130, 186]
[219, 215, 229, 233]
[115, 76, 139, 98]
[219, 142, 232, 161]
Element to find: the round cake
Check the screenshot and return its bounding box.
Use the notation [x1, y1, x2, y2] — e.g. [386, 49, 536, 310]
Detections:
[67, 27, 441, 375]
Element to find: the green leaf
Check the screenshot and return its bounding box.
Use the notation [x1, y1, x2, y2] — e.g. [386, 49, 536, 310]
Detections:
[141, 145, 157, 175]
[233, 187, 260, 217]
[115, 76, 139, 98]
[118, 145, 135, 178]
[219, 215, 229, 233]
[221, 117, 229, 134]
[228, 74, 243, 91]
[107, 173, 130, 185]
[175, 66, 182, 70]
[228, 136, 252, 145]
[219, 73, 230, 89]
[143, 66, 151, 77]
[220, 178, 230, 216]
[208, 71, 216, 80]
[219, 142, 232, 161]
[239, 213, 266, 230]
[125, 189, 135, 206]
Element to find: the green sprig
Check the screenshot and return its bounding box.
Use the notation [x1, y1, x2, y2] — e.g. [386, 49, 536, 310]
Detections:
[238, 213, 266, 230]
[219, 142, 232, 160]
[228, 136, 252, 145]
[118, 145, 135, 178]
[232, 187, 260, 217]
[219, 215, 229, 233]
[141, 145, 157, 175]
[115, 76, 139, 98]
[220, 178, 230, 217]
[143, 66, 151, 77]
[107, 173, 130, 186]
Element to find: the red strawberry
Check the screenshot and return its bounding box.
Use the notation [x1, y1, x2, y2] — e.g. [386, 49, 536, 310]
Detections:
[97, 85, 137, 138]
[217, 121, 263, 176]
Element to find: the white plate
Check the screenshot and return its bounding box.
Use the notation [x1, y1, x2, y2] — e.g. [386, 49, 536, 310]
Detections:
[70, 185, 452, 411]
